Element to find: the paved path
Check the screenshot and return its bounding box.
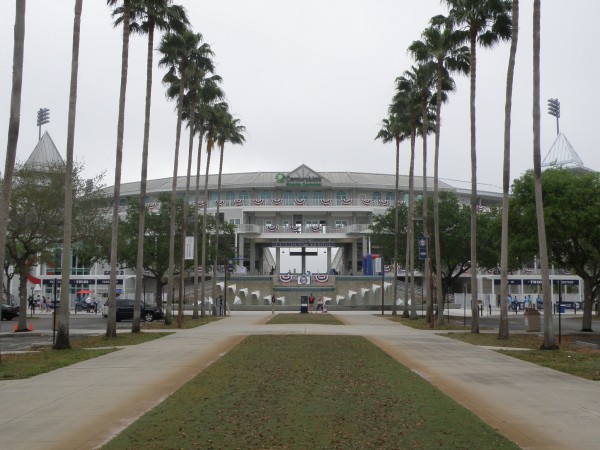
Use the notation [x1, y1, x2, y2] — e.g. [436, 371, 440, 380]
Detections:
[0, 312, 598, 449]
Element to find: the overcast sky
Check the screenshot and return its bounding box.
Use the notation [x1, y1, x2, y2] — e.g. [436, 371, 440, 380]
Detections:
[1, 1, 597, 192]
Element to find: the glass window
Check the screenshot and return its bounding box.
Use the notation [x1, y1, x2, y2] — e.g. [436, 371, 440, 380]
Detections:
[298, 191, 308, 200]
[261, 191, 272, 201]
[239, 191, 249, 202]
[226, 192, 234, 204]
[386, 192, 395, 203]
[284, 190, 294, 205]
[228, 218, 241, 225]
[372, 191, 381, 201]
[336, 191, 347, 205]
[314, 191, 324, 202]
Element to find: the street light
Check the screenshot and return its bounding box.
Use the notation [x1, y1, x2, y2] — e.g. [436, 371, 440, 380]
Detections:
[547, 98, 560, 135]
[36, 107, 50, 140]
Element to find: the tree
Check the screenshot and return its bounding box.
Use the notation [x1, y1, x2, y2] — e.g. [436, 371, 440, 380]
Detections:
[375, 113, 410, 315]
[444, 0, 512, 333]
[4, 164, 107, 332]
[498, 0, 519, 340]
[410, 16, 469, 325]
[532, 0, 556, 349]
[121, 0, 189, 333]
[55, 0, 83, 350]
[212, 113, 245, 315]
[158, 28, 206, 325]
[106, 0, 131, 339]
[510, 169, 600, 333]
[0, 0, 26, 314]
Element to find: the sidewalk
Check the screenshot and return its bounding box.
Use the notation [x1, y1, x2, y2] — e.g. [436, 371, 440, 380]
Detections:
[0, 312, 597, 449]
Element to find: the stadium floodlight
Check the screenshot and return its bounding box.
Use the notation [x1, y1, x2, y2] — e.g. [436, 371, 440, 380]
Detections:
[37, 108, 50, 140]
[547, 98, 560, 135]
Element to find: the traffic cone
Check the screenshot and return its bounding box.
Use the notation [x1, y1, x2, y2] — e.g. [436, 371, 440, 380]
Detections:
[14, 324, 17, 331]
[28, 323, 33, 331]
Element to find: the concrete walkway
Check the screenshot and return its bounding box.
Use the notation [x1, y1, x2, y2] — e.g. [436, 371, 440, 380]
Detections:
[0, 312, 598, 449]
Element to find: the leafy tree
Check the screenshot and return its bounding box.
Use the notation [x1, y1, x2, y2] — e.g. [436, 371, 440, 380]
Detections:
[55, 0, 83, 350]
[509, 169, 600, 333]
[444, 0, 512, 333]
[4, 164, 107, 332]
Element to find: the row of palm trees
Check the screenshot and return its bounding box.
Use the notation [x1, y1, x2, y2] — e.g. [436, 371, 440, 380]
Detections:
[1, 1, 245, 350]
[376, 1, 556, 348]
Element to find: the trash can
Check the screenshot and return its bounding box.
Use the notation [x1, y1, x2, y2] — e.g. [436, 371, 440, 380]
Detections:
[300, 295, 308, 313]
[524, 308, 541, 332]
[559, 305, 565, 314]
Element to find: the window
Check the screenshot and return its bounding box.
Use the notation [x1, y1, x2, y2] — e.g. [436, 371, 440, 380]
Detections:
[298, 191, 309, 201]
[314, 191, 324, 202]
[372, 191, 381, 202]
[226, 192, 234, 205]
[305, 220, 319, 227]
[119, 198, 127, 207]
[386, 192, 395, 203]
[229, 218, 241, 225]
[261, 191, 272, 201]
[239, 191, 249, 202]
[335, 220, 348, 228]
[282, 220, 289, 228]
[284, 190, 294, 205]
[210, 192, 218, 203]
[336, 191, 347, 205]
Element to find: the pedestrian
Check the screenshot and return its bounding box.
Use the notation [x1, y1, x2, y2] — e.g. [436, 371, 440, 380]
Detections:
[218, 295, 224, 316]
[86, 295, 92, 312]
[93, 298, 99, 313]
[496, 294, 501, 308]
[308, 293, 315, 313]
[28, 296, 35, 316]
[271, 294, 276, 314]
[316, 296, 324, 313]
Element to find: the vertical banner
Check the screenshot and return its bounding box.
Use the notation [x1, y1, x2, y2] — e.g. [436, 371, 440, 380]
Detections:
[185, 236, 194, 260]
[418, 236, 427, 260]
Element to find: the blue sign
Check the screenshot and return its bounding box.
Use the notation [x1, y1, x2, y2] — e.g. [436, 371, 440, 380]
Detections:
[418, 236, 427, 260]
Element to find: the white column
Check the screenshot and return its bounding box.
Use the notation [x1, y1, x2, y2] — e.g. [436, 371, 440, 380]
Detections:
[249, 239, 256, 275]
[276, 247, 281, 274]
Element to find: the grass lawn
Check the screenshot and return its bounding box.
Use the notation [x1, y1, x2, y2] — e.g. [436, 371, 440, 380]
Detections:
[268, 313, 344, 325]
[442, 332, 600, 381]
[104, 335, 518, 449]
[0, 332, 171, 380]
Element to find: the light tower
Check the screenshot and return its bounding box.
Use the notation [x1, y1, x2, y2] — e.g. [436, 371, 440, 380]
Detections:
[36, 107, 50, 140]
[547, 98, 560, 136]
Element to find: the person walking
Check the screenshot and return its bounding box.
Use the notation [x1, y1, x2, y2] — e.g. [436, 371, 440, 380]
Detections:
[271, 294, 276, 314]
[308, 293, 315, 313]
[316, 296, 324, 313]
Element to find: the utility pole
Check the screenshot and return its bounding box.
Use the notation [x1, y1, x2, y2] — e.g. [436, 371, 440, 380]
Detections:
[37, 107, 50, 140]
[547, 98, 560, 136]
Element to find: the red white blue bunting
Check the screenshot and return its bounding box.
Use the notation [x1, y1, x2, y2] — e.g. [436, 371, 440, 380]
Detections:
[252, 199, 265, 206]
[294, 199, 306, 206]
[279, 274, 294, 283]
[342, 198, 352, 206]
[266, 224, 278, 232]
[320, 199, 332, 206]
[272, 198, 282, 206]
[314, 274, 329, 283]
[361, 199, 372, 206]
[233, 199, 244, 206]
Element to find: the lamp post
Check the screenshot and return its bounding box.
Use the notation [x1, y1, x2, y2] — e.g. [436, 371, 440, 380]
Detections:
[380, 252, 385, 315]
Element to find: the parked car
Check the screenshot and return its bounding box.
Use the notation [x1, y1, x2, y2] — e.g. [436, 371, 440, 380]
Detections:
[102, 298, 163, 322]
[1, 304, 20, 321]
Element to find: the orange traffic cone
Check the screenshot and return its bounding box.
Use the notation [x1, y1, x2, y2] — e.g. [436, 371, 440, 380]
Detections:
[14, 324, 17, 331]
[28, 323, 33, 331]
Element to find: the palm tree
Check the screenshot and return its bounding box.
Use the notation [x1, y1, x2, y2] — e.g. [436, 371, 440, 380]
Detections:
[499, 0, 519, 340]
[391, 75, 422, 320]
[189, 78, 224, 319]
[409, 17, 469, 326]
[0, 0, 26, 317]
[444, 0, 512, 333]
[375, 114, 410, 316]
[55, 0, 83, 350]
[212, 113, 246, 315]
[122, 0, 188, 333]
[106, 0, 132, 339]
[158, 28, 205, 325]
[532, 0, 557, 350]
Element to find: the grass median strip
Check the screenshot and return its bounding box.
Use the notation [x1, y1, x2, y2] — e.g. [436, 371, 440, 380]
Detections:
[267, 313, 343, 325]
[104, 335, 518, 449]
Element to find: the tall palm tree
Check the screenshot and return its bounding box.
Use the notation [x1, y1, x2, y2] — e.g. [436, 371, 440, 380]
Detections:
[212, 113, 246, 315]
[410, 17, 469, 326]
[444, 0, 512, 333]
[55, 0, 83, 350]
[0, 0, 26, 314]
[158, 28, 205, 325]
[121, 0, 189, 333]
[375, 114, 410, 316]
[391, 76, 422, 320]
[189, 78, 224, 319]
[532, 0, 557, 350]
[499, 0, 519, 340]
[106, 0, 132, 339]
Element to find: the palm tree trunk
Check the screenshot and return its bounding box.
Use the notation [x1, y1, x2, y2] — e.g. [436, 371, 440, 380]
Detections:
[179, 94, 197, 327]
[166, 67, 187, 327]
[533, 0, 557, 350]
[499, 0, 519, 340]
[421, 95, 432, 327]
[55, 0, 82, 349]
[212, 144, 225, 314]
[0, 0, 26, 316]
[392, 138, 400, 315]
[193, 129, 204, 319]
[200, 143, 213, 317]
[106, 0, 130, 338]
[469, 30, 479, 334]
[132, 20, 156, 334]
[408, 121, 418, 320]
[434, 58, 444, 326]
